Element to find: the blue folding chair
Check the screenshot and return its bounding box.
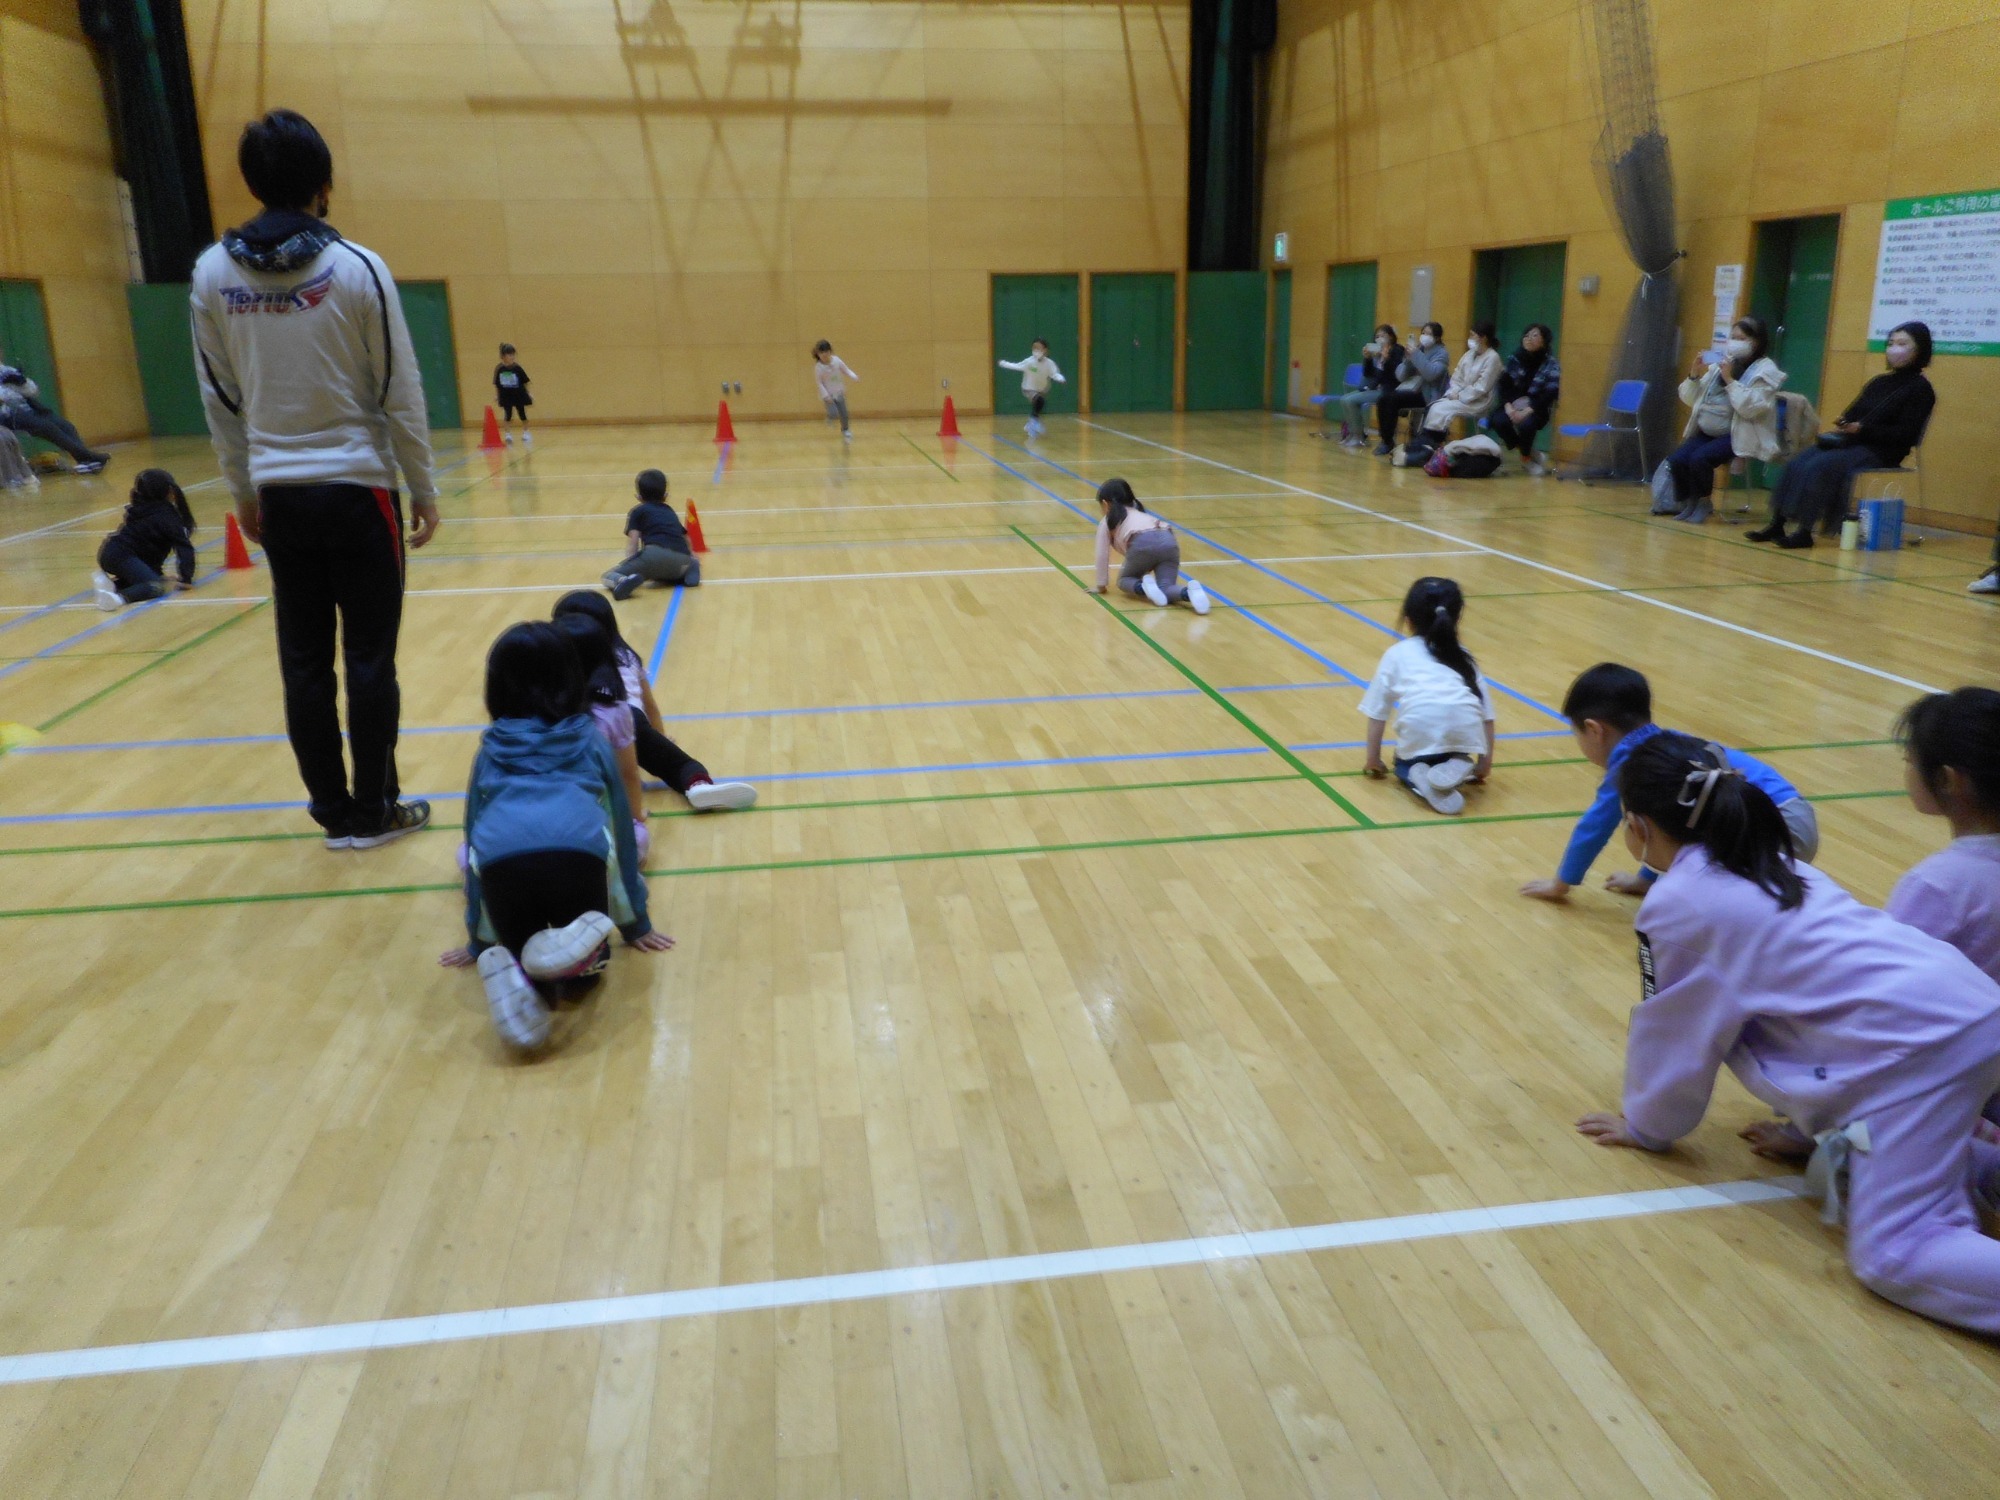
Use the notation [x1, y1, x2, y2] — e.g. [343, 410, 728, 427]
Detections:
[1560, 379, 1649, 478]
[1309, 364, 1368, 434]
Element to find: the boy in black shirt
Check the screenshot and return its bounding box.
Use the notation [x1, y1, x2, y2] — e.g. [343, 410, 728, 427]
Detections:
[494, 343, 532, 444]
[601, 468, 700, 600]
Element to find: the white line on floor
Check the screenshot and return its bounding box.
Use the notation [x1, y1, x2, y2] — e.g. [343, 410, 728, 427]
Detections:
[0, 507, 123, 547]
[0, 1177, 1800, 1387]
[1078, 421, 1944, 695]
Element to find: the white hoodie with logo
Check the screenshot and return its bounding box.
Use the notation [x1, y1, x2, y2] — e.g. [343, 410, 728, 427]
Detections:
[190, 213, 437, 507]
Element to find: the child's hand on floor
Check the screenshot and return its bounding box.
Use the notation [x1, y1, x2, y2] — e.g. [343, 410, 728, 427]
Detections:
[1603, 870, 1651, 896]
[1471, 754, 1492, 783]
[1738, 1117, 1814, 1163]
[1577, 1112, 1644, 1149]
[630, 930, 675, 953]
[439, 946, 475, 968]
[1519, 877, 1571, 902]
[1363, 757, 1389, 779]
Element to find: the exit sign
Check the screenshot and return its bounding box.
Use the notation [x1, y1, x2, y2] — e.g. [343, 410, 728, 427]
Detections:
[1273, 231, 1289, 264]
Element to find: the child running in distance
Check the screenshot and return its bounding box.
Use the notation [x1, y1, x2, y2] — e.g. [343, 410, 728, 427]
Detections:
[92, 468, 197, 610]
[1360, 578, 1494, 815]
[1521, 662, 1813, 902]
[494, 343, 531, 445]
[440, 622, 670, 1052]
[601, 468, 699, 600]
[1091, 478, 1209, 615]
[554, 610, 651, 862]
[1576, 732, 2000, 1336]
[812, 340, 857, 441]
[999, 339, 1065, 436]
[552, 590, 757, 812]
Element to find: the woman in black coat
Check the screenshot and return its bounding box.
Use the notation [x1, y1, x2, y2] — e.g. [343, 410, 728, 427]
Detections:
[1747, 321, 1936, 550]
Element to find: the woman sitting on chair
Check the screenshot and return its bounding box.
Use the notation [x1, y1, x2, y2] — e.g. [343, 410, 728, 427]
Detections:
[1747, 321, 1934, 550]
[1665, 316, 1785, 525]
[1412, 322, 1502, 454]
[1489, 324, 1562, 477]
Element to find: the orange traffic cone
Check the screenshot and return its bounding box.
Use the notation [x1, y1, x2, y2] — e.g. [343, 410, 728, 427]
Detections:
[684, 501, 708, 554]
[937, 395, 961, 439]
[223, 512, 253, 570]
[714, 400, 736, 444]
[479, 405, 504, 450]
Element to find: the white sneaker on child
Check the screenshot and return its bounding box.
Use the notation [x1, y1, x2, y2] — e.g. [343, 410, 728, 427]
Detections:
[522, 431, 533, 446]
[1140, 575, 1169, 607]
[1184, 579, 1210, 616]
[503, 432, 513, 444]
[478, 946, 551, 1050]
[521, 912, 616, 982]
[686, 779, 757, 811]
[90, 570, 121, 612]
[1407, 762, 1467, 816]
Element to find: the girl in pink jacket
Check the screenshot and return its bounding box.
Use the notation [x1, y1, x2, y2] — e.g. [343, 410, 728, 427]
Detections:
[1578, 731, 2000, 1335]
[1090, 478, 1209, 614]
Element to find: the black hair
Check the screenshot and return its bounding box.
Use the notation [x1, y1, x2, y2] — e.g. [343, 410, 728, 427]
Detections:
[1096, 476, 1146, 531]
[1619, 731, 1804, 909]
[499, 342, 516, 357]
[1471, 320, 1498, 348]
[130, 467, 194, 535]
[1562, 662, 1652, 733]
[1032, 336, 1048, 348]
[1375, 324, 1397, 343]
[237, 109, 333, 211]
[1888, 320, 1934, 370]
[485, 621, 585, 724]
[553, 612, 624, 707]
[1729, 316, 1769, 375]
[813, 339, 832, 357]
[1399, 578, 1480, 698]
[1422, 321, 1444, 340]
[1897, 688, 2000, 813]
[635, 469, 667, 502]
[1521, 323, 1554, 350]
[553, 589, 633, 660]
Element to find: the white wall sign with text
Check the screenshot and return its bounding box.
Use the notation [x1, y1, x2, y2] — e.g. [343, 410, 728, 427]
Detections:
[1868, 190, 2000, 356]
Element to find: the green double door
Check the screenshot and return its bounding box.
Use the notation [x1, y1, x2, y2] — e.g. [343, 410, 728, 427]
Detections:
[1324, 261, 1379, 395]
[991, 274, 1079, 416]
[1747, 214, 1839, 488]
[1268, 269, 1292, 410]
[1089, 273, 1175, 411]
[0, 280, 63, 454]
[1184, 271, 1266, 410]
[1472, 241, 1567, 449]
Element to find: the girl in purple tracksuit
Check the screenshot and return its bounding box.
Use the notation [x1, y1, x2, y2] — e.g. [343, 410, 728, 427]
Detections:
[1888, 688, 2000, 983]
[1578, 731, 2000, 1336]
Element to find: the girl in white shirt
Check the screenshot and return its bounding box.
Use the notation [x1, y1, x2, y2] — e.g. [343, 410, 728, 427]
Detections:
[812, 340, 858, 440]
[999, 339, 1066, 436]
[1091, 477, 1209, 614]
[1360, 577, 1496, 814]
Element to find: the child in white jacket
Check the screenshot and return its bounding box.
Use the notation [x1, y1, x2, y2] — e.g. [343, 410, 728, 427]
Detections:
[812, 340, 858, 439]
[999, 339, 1066, 436]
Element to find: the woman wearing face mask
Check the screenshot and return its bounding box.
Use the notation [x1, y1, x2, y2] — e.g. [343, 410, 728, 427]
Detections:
[1376, 322, 1449, 454]
[1666, 317, 1785, 524]
[1747, 321, 1935, 549]
[1333, 325, 1404, 446]
[1413, 322, 1502, 454]
[1488, 324, 1563, 476]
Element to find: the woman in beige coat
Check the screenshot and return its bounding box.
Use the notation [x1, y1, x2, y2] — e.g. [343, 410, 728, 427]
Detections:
[1664, 315, 1784, 524]
[1414, 322, 1503, 449]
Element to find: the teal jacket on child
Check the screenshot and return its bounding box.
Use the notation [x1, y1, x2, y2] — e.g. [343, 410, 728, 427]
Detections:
[462, 713, 651, 949]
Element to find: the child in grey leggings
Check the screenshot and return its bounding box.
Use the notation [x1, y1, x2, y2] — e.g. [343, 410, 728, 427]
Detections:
[1091, 477, 1210, 614]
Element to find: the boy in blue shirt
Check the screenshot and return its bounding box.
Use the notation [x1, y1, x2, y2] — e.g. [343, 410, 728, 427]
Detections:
[1520, 662, 1818, 901]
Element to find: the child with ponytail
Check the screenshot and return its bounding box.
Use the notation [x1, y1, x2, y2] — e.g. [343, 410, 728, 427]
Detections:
[1360, 577, 1494, 814]
[91, 468, 198, 609]
[1576, 732, 2000, 1336]
[1091, 477, 1209, 614]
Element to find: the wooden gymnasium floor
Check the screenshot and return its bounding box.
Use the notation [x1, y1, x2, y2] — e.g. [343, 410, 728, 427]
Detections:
[0, 412, 1997, 1498]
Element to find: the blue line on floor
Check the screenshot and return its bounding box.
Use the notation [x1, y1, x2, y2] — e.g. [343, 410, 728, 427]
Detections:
[0, 554, 230, 683]
[999, 436, 1569, 723]
[0, 731, 1577, 826]
[0, 589, 91, 638]
[648, 585, 686, 683]
[9, 681, 1353, 756]
[956, 437, 1370, 685]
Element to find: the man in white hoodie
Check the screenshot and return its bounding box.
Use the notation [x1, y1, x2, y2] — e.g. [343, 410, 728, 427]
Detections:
[191, 109, 440, 851]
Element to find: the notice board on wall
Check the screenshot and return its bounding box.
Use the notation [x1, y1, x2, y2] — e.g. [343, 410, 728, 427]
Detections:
[1868, 190, 2000, 355]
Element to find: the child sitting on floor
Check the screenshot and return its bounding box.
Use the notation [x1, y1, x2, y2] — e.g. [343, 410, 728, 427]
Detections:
[439, 621, 671, 1052]
[601, 469, 700, 601]
[1520, 662, 1814, 902]
[1359, 577, 1495, 815]
[91, 468, 197, 609]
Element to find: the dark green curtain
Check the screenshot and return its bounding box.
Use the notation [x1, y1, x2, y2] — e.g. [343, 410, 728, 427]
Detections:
[79, 0, 213, 281]
[1188, 0, 1276, 271]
